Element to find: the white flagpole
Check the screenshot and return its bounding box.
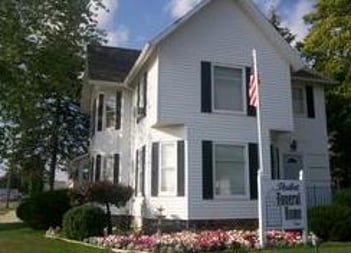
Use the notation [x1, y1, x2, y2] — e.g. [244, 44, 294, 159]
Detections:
[253, 49, 266, 248]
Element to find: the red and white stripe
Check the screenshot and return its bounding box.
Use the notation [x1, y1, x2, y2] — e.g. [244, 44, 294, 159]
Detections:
[249, 71, 259, 107]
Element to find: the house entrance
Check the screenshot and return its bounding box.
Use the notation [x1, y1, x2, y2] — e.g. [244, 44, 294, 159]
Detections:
[282, 154, 303, 180]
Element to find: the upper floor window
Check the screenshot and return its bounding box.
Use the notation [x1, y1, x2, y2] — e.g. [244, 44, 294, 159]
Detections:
[95, 92, 122, 132]
[137, 72, 147, 121]
[213, 66, 245, 112]
[105, 95, 116, 129]
[292, 87, 305, 115]
[214, 144, 247, 197]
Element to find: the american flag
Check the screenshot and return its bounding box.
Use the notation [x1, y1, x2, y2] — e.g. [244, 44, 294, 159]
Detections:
[248, 67, 259, 107]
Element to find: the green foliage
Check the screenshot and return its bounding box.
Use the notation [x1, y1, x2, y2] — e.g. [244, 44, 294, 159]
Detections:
[62, 205, 107, 241]
[70, 181, 134, 234]
[0, 0, 105, 192]
[333, 188, 351, 206]
[301, 0, 351, 188]
[16, 190, 71, 229]
[268, 7, 296, 44]
[308, 205, 351, 241]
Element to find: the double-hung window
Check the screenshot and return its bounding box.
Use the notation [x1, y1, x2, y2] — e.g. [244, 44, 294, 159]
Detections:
[214, 144, 247, 197]
[292, 87, 305, 115]
[160, 142, 177, 195]
[105, 95, 116, 129]
[213, 66, 245, 112]
[136, 72, 147, 121]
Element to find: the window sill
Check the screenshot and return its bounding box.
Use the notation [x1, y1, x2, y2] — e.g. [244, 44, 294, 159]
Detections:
[212, 110, 246, 116]
[212, 195, 249, 201]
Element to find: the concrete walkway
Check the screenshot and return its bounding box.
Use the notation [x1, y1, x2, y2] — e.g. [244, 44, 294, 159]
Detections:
[0, 210, 21, 223]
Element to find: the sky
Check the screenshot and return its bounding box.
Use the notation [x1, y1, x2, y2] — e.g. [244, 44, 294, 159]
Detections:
[96, 0, 315, 49]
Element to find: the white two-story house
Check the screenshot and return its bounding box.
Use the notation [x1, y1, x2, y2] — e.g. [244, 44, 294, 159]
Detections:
[78, 0, 333, 230]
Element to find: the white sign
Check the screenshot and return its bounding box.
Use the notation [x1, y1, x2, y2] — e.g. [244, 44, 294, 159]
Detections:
[264, 180, 306, 230]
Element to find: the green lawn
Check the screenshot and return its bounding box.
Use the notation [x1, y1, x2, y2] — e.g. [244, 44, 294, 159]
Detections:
[0, 223, 350, 253]
[0, 223, 107, 253]
[258, 242, 351, 253]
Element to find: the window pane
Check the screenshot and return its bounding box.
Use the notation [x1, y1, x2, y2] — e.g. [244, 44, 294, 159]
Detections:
[161, 143, 176, 193]
[161, 144, 176, 167]
[215, 145, 246, 196]
[214, 66, 243, 111]
[292, 88, 304, 114]
[105, 95, 116, 128]
[161, 167, 176, 192]
[215, 145, 244, 162]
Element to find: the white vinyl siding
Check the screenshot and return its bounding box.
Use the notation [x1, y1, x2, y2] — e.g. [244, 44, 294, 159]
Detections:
[214, 144, 247, 197]
[160, 142, 177, 195]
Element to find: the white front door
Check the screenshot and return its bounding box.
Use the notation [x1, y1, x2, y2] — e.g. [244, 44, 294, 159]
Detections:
[283, 154, 303, 180]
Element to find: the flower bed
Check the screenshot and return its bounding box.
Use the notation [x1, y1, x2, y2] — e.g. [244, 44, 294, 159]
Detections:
[85, 230, 303, 252]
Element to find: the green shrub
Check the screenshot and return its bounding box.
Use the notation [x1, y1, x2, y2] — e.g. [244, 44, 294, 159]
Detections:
[308, 205, 351, 241]
[333, 188, 351, 207]
[16, 190, 71, 229]
[62, 205, 107, 240]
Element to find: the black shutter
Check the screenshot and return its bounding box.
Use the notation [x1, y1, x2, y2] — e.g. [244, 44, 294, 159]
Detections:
[306, 86, 315, 118]
[135, 150, 139, 196]
[177, 140, 185, 196]
[143, 72, 147, 116]
[90, 157, 94, 182]
[97, 94, 104, 131]
[151, 143, 159, 197]
[116, 91, 122, 130]
[113, 154, 120, 184]
[246, 67, 256, 116]
[201, 61, 212, 113]
[95, 154, 101, 181]
[91, 99, 96, 136]
[141, 146, 146, 196]
[249, 143, 259, 199]
[202, 141, 213, 199]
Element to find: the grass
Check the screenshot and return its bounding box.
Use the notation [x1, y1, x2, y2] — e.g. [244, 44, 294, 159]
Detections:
[0, 223, 108, 253]
[0, 223, 351, 253]
[258, 242, 351, 253]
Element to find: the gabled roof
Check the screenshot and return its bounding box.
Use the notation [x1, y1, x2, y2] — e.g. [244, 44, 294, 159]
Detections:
[292, 68, 338, 84]
[125, 0, 305, 85]
[87, 45, 141, 83]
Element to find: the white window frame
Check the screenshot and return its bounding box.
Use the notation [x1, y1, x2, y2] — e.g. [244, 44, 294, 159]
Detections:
[159, 141, 178, 196]
[292, 86, 306, 117]
[213, 142, 249, 199]
[211, 63, 247, 115]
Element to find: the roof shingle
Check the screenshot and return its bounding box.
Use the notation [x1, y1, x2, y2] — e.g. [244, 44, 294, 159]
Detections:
[87, 45, 141, 83]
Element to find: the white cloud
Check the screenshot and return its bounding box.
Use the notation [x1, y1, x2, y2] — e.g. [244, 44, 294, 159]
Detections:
[284, 0, 314, 42]
[252, 0, 282, 15]
[167, 0, 202, 19]
[96, 0, 119, 28]
[106, 25, 130, 47]
[92, 0, 131, 47]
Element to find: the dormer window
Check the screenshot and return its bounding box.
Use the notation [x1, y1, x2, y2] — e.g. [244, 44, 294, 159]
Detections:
[137, 72, 147, 121]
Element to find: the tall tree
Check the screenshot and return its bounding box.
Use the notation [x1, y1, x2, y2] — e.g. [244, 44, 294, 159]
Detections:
[268, 6, 296, 45]
[301, 0, 351, 188]
[0, 0, 105, 191]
